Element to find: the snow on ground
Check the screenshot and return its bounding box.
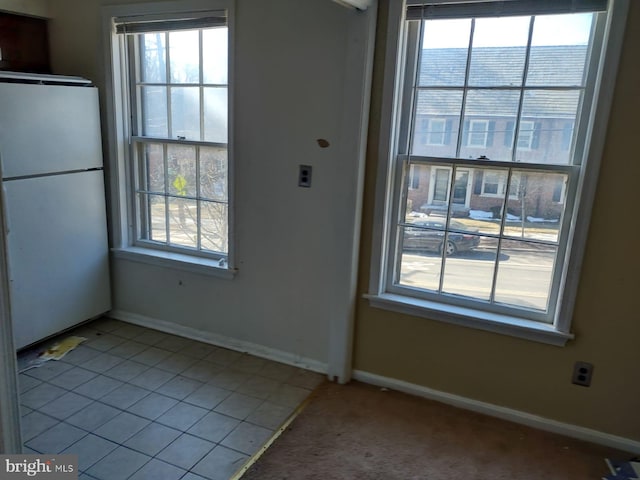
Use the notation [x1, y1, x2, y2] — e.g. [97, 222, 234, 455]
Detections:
[469, 210, 493, 219]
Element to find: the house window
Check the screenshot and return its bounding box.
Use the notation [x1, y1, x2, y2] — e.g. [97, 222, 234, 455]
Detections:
[516, 120, 535, 150]
[481, 170, 520, 199]
[480, 170, 502, 196]
[466, 120, 489, 147]
[505, 120, 538, 150]
[105, 2, 233, 273]
[417, 117, 448, 146]
[427, 118, 447, 145]
[368, 0, 625, 344]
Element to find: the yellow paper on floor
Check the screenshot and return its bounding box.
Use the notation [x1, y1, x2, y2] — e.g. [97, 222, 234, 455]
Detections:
[38, 336, 87, 361]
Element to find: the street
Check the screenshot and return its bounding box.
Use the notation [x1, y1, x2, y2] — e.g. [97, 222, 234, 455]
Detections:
[398, 246, 556, 311]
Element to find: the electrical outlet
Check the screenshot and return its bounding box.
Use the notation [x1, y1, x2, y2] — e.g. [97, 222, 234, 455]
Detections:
[298, 165, 312, 188]
[572, 361, 594, 387]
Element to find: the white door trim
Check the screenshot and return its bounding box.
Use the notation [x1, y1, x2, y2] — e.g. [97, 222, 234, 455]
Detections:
[0, 195, 22, 452]
[326, 1, 378, 384]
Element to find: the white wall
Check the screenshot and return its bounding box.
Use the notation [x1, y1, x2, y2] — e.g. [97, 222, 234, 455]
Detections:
[47, 0, 374, 371]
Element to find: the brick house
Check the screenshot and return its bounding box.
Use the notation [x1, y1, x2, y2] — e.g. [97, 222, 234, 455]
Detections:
[407, 44, 585, 221]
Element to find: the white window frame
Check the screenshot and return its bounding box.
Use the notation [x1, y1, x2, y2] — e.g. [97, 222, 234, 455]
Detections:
[481, 170, 520, 199]
[417, 117, 448, 146]
[366, 0, 629, 346]
[426, 118, 447, 145]
[516, 120, 535, 150]
[480, 169, 504, 197]
[467, 119, 489, 147]
[102, 0, 236, 278]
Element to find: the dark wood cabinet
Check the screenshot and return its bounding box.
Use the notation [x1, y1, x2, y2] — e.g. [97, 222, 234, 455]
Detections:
[0, 12, 50, 74]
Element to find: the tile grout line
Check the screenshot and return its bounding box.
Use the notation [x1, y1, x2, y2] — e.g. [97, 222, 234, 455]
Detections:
[19, 319, 324, 479]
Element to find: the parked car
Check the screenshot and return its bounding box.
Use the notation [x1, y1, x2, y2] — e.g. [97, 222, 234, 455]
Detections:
[403, 219, 480, 255]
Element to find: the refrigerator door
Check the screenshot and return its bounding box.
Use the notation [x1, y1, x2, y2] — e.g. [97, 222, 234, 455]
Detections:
[0, 83, 103, 178]
[3, 170, 111, 349]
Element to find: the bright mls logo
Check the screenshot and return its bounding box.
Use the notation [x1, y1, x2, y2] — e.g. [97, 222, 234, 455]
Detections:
[0, 455, 77, 479]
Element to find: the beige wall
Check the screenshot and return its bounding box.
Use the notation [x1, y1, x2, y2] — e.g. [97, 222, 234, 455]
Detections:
[44, 0, 640, 442]
[355, 1, 640, 441]
[0, 0, 48, 17]
[47, 0, 158, 85]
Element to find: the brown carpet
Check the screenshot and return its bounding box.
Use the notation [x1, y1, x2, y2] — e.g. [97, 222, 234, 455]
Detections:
[240, 381, 626, 480]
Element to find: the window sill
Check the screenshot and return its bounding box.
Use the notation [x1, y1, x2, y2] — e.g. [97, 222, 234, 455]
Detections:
[112, 247, 237, 279]
[364, 293, 573, 346]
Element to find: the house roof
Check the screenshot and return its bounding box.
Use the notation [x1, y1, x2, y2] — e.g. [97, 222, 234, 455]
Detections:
[416, 45, 587, 118]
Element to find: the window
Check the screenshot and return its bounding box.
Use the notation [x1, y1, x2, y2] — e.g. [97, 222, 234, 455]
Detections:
[105, 2, 233, 274]
[466, 120, 489, 147]
[368, 0, 627, 344]
[481, 170, 520, 199]
[480, 170, 504, 196]
[424, 118, 447, 145]
[504, 120, 538, 150]
[516, 120, 535, 150]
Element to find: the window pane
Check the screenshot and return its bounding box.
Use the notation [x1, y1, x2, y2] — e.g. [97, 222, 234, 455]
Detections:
[167, 145, 196, 197]
[200, 201, 228, 253]
[494, 240, 556, 313]
[203, 27, 228, 85]
[442, 236, 498, 300]
[200, 146, 227, 202]
[412, 90, 462, 157]
[203, 87, 228, 143]
[389, 5, 608, 324]
[169, 30, 200, 84]
[502, 171, 566, 242]
[398, 225, 443, 292]
[526, 13, 593, 87]
[143, 143, 165, 193]
[130, 23, 230, 261]
[516, 121, 535, 150]
[468, 16, 530, 87]
[460, 90, 520, 161]
[517, 90, 581, 164]
[141, 86, 168, 137]
[168, 197, 198, 248]
[141, 33, 167, 83]
[146, 193, 167, 243]
[170, 86, 201, 140]
[420, 18, 471, 87]
[405, 163, 448, 217]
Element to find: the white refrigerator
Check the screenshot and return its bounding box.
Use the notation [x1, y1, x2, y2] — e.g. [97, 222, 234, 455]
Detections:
[0, 72, 111, 350]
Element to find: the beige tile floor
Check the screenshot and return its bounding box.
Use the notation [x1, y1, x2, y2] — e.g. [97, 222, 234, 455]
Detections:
[18, 317, 324, 480]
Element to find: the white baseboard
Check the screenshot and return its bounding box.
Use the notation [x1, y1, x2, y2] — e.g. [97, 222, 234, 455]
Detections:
[108, 310, 328, 375]
[106, 310, 639, 453]
[353, 370, 640, 454]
